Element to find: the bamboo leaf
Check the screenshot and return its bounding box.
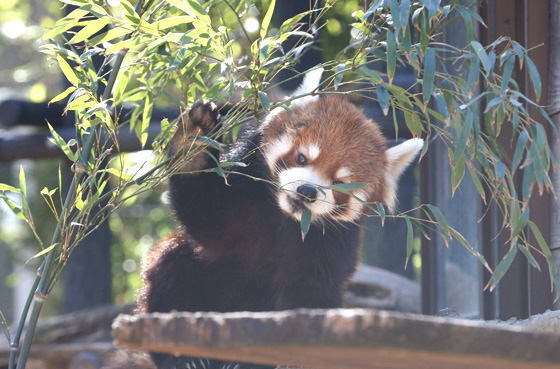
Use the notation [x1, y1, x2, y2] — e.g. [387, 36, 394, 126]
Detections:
[47, 123, 79, 161]
[328, 182, 366, 191]
[485, 242, 517, 291]
[386, 29, 396, 84]
[420, 0, 441, 18]
[260, 0, 276, 39]
[363, 0, 387, 20]
[375, 201, 386, 226]
[376, 83, 390, 116]
[451, 156, 465, 197]
[69, 17, 111, 44]
[525, 55, 542, 101]
[29, 243, 61, 260]
[49, 86, 76, 104]
[422, 47, 435, 104]
[471, 41, 491, 74]
[300, 208, 312, 241]
[0, 184, 21, 193]
[453, 109, 473, 165]
[518, 244, 540, 270]
[56, 55, 80, 86]
[405, 216, 414, 269]
[258, 91, 270, 110]
[334, 63, 345, 90]
[0, 195, 25, 221]
[153, 16, 196, 30]
[141, 92, 153, 148]
[512, 130, 528, 172]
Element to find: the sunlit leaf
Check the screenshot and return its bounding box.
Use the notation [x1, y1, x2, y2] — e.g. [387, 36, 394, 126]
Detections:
[260, 0, 275, 39]
[69, 18, 111, 44]
[56, 55, 80, 86]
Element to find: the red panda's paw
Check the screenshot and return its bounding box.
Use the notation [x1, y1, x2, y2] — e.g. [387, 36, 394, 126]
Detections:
[187, 99, 220, 136]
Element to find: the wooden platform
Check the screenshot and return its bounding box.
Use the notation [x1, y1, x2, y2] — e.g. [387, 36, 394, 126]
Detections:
[112, 308, 560, 369]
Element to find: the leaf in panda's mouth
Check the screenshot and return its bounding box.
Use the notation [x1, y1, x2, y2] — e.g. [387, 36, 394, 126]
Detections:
[300, 208, 312, 241]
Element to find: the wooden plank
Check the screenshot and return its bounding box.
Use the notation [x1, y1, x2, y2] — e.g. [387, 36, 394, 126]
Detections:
[112, 309, 560, 369]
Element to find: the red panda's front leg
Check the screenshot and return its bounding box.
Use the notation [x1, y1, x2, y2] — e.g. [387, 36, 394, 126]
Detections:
[167, 101, 272, 254]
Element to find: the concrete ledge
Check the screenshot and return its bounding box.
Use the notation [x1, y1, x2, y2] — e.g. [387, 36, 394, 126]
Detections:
[112, 308, 560, 369]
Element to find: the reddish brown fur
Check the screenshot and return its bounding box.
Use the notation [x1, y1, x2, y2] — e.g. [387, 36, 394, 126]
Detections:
[263, 96, 389, 206]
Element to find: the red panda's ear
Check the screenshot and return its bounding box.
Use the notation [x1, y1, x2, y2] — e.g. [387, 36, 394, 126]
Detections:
[384, 138, 424, 211]
[290, 67, 324, 108]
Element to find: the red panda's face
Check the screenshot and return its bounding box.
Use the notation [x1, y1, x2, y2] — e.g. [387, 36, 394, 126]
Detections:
[261, 96, 390, 223]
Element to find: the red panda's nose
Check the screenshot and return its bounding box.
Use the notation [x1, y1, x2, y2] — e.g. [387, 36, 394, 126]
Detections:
[296, 185, 318, 203]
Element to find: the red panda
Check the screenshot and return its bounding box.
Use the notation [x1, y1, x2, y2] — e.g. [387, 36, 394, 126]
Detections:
[131, 69, 423, 369]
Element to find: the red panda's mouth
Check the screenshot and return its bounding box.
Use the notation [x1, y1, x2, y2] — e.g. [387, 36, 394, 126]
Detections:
[288, 196, 307, 212]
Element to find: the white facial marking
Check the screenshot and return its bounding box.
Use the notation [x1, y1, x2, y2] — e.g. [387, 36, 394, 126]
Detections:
[308, 143, 320, 160]
[336, 167, 353, 179]
[276, 167, 335, 220]
[263, 134, 292, 171]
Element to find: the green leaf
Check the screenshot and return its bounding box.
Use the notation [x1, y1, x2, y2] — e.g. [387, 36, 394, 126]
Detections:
[471, 41, 491, 74]
[426, 204, 449, 233]
[467, 164, 486, 203]
[376, 83, 390, 116]
[153, 16, 196, 30]
[485, 242, 517, 291]
[363, 0, 387, 20]
[525, 55, 542, 101]
[258, 91, 270, 110]
[328, 182, 366, 191]
[375, 201, 386, 226]
[50, 86, 76, 104]
[69, 17, 111, 44]
[453, 109, 473, 165]
[528, 221, 560, 294]
[260, 0, 275, 39]
[403, 111, 423, 137]
[500, 55, 515, 93]
[422, 47, 435, 104]
[114, 69, 130, 103]
[19, 166, 28, 216]
[405, 216, 414, 269]
[512, 130, 528, 172]
[164, 0, 210, 23]
[300, 208, 312, 241]
[56, 55, 79, 86]
[386, 29, 396, 84]
[421, 0, 441, 18]
[451, 156, 465, 197]
[0, 195, 25, 221]
[334, 63, 345, 90]
[141, 92, 153, 148]
[517, 244, 540, 270]
[47, 123, 79, 161]
[29, 243, 61, 260]
[0, 184, 21, 193]
[100, 168, 134, 181]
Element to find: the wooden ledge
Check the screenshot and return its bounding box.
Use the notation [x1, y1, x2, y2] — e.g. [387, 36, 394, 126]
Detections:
[112, 308, 560, 369]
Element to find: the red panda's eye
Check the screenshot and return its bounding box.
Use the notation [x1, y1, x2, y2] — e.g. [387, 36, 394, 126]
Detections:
[333, 181, 344, 185]
[296, 153, 307, 166]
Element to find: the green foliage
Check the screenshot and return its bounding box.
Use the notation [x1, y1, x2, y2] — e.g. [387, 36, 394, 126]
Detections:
[0, 0, 556, 368]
